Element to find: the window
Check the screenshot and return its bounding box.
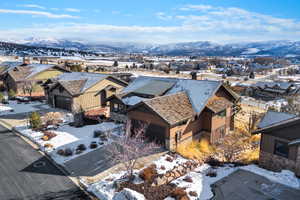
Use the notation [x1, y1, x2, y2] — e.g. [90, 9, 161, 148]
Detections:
[217, 109, 226, 117]
[113, 103, 119, 112]
[274, 140, 289, 158]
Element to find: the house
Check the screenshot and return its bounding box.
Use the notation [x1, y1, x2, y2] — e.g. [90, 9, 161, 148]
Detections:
[4, 63, 69, 96]
[107, 76, 239, 151]
[253, 111, 300, 176]
[249, 81, 299, 101]
[45, 72, 127, 113]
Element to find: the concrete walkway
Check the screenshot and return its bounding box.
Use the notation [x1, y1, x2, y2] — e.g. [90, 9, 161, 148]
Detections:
[212, 169, 300, 200]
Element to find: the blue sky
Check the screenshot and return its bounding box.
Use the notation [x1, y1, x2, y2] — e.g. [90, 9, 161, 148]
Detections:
[1, 0, 300, 43]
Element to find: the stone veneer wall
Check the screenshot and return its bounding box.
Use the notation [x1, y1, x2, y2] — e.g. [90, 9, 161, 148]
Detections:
[259, 149, 300, 177]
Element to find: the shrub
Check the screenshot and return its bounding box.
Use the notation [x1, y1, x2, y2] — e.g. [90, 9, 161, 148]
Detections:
[77, 144, 87, 151]
[42, 135, 49, 141]
[166, 156, 173, 162]
[206, 169, 217, 177]
[205, 157, 223, 167]
[64, 148, 73, 156]
[171, 187, 187, 199]
[8, 89, 16, 99]
[57, 149, 65, 155]
[93, 130, 102, 138]
[43, 131, 57, 140]
[189, 191, 197, 197]
[29, 112, 42, 129]
[44, 143, 53, 149]
[90, 142, 98, 149]
[183, 176, 193, 183]
[139, 164, 157, 183]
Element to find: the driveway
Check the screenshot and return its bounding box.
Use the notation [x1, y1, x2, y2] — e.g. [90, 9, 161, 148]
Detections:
[211, 169, 300, 200]
[0, 128, 90, 200]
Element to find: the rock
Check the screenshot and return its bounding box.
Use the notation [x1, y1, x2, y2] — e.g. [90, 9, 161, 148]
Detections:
[113, 188, 146, 200]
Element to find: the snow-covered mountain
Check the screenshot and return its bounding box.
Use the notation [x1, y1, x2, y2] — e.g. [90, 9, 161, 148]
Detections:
[2, 37, 300, 57]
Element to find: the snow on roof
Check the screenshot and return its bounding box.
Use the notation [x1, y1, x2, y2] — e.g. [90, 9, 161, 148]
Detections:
[258, 111, 297, 129]
[59, 56, 85, 61]
[57, 72, 109, 92]
[122, 96, 147, 106]
[0, 61, 22, 73]
[25, 64, 56, 78]
[121, 76, 221, 114]
[253, 81, 294, 90]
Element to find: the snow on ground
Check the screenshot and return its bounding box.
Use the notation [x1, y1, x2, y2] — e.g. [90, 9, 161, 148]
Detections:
[16, 122, 123, 165]
[89, 155, 300, 200]
[0, 104, 13, 114]
[0, 100, 50, 116]
[153, 154, 189, 174]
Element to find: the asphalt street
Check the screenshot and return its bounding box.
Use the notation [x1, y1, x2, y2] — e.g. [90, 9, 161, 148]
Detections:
[0, 127, 90, 200]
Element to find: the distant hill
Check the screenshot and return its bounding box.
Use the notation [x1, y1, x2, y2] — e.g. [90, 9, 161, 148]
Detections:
[2, 38, 300, 57]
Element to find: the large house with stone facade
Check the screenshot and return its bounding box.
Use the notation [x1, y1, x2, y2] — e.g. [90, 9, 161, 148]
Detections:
[254, 111, 300, 177]
[44, 72, 127, 114]
[107, 76, 239, 151]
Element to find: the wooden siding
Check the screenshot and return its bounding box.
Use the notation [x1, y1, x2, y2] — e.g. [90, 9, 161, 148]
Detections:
[261, 134, 298, 161]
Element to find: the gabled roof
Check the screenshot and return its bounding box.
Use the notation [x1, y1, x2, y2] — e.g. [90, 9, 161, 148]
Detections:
[253, 116, 300, 141]
[121, 76, 229, 115]
[132, 80, 175, 96]
[257, 111, 297, 129]
[51, 72, 126, 96]
[141, 92, 195, 125]
[206, 96, 233, 113]
[7, 64, 61, 81]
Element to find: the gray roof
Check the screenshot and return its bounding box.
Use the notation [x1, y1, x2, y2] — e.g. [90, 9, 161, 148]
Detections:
[253, 82, 294, 90]
[0, 61, 22, 74]
[258, 110, 297, 129]
[121, 76, 222, 114]
[57, 72, 109, 93]
[25, 64, 56, 79]
[133, 80, 175, 96]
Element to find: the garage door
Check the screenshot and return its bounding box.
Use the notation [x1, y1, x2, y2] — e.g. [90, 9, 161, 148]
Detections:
[54, 96, 72, 111]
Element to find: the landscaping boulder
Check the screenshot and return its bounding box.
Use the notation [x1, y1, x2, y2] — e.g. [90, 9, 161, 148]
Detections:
[113, 188, 145, 200]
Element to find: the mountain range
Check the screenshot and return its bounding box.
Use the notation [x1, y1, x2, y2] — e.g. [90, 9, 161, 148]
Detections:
[2, 37, 300, 57]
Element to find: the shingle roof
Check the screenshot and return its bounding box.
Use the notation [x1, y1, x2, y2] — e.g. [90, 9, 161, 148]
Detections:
[253, 81, 294, 90]
[257, 111, 297, 129]
[7, 64, 57, 81]
[56, 72, 109, 95]
[121, 76, 223, 114]
[206, 96, 233, 113]
[143, 92, 195, 125]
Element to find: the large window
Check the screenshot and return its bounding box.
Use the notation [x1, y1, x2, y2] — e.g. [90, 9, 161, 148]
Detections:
[274, 140, 289, 158]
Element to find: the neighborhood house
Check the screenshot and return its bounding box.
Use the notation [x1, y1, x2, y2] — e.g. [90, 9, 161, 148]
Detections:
[44, 72, 128, 113]
[254, 111, 300, 176]
[108, 76, 239, 151]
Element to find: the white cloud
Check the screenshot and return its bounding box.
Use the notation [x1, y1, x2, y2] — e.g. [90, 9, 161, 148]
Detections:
[1, 5, 300, 43]
[19, 4, 45, 10]
[65, 8, 81, 12]
[180, 4, 213, 12]
[0, 9, 79, 19]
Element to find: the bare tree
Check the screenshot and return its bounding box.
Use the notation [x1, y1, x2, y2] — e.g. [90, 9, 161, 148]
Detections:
[109, 120, 161, 181]
[22, 81, 36, 97]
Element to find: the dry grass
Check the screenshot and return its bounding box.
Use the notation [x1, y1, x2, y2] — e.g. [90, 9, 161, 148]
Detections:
[177, 137, 216, 161]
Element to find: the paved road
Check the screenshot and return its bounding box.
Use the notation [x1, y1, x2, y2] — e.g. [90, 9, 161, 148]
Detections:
[0, 128, 90, 200]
